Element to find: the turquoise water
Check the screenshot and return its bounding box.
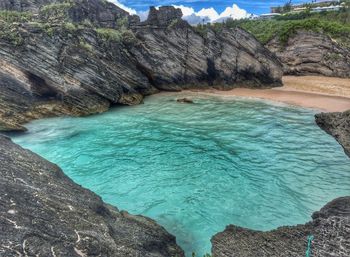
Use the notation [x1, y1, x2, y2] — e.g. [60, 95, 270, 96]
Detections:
[11, 93, 350, 256]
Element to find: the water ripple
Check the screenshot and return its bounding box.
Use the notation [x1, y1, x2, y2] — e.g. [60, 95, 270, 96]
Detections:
[12, 93, 350, 257]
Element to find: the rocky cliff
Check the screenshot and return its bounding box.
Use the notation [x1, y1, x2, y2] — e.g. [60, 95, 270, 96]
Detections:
[0, 135, 184, 256]
[315, 110, 350, 157]
[266, 30, 350, 77]
[0, 2, 283, 131]
[212, 196, 350, 257]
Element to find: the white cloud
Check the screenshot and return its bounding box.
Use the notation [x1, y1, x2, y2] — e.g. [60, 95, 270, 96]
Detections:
[173, 5, 195, 17]
[108, 0, 137, 15]
[219, 4, 249, 20]
[172, 3, 251, 25]
[197, 7, 220, 21]
[107, 1, 250, 25]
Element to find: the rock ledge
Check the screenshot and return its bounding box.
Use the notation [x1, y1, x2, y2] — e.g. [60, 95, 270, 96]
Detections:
[212, 196, 350, 257]
[0, 136, 184, 257]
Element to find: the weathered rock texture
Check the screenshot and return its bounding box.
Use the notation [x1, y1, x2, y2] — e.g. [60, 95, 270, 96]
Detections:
[266, 30, 350, 77]
[0, 136, 184, 257]
[315, 110, 350, 157]
[212, 196, 350, 257]
[0, 2, 283, 131]
[1, 0, 129, 28]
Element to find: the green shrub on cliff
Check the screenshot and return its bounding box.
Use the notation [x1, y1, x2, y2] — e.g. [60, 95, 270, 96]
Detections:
[79, 41, 93, 52]
[0, 11, 33, 23]
[0, 22, 24, 46]
[39, 2, 74, 22]
[96, 28, 122, 42]
[116, 17, 128, 29]
[196, 8, 350, 47]
[96, 27, 137, 45]
[63, 22, 77, 32]
[40, 2, 73, 14]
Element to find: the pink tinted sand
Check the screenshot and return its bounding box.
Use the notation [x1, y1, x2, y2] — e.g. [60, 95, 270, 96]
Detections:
[189, 76, 350, 112]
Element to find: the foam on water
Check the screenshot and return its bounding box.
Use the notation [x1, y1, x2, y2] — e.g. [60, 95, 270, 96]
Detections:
[11, 93, 350, 256]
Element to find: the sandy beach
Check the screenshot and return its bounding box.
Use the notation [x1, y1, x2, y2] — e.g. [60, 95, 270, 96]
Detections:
[188, 76, 350, 112]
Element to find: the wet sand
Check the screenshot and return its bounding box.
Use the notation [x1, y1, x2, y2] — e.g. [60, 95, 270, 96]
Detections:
[187, 76, 350, 112]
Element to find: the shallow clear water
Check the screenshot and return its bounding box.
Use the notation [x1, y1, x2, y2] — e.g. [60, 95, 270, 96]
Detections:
[11, 93, 350, 256]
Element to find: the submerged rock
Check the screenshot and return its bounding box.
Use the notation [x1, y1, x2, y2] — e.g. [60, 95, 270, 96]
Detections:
[315, 110, 350, 157]
[212, 196, 350, 257]
[266, 31, 350, 78]
[0, 136, 184, 257]
[0, 3, 283, 132]
[177, 98, 194, 103]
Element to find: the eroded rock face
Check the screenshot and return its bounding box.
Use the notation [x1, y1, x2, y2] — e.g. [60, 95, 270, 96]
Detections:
[0, 0, 130, 28]
[131, 21, 283, 90]
[144, 6, 183, 27]
[211, 196, 350, 257]
[0, 136, 184, 257]
[0, 0, 51, 12]
[0, 4, 283, 131]
[315, 110, 350, 157]
[266, 31, 350, 78]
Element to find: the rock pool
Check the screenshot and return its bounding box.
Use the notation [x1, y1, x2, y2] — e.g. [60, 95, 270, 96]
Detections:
[12, 93, 350, 256]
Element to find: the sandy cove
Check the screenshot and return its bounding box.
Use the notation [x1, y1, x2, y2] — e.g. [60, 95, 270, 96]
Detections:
[186, 76, 350, 112]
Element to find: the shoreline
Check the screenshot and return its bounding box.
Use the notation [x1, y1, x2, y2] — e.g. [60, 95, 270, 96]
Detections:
[181, 76, 350, 112]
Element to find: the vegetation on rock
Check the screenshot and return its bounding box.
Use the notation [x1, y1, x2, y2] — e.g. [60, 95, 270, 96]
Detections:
[0, 10, 33, 22]
[196, 8, 350, 47]
[0, 21, 24, 46]
[39, 1, 74, 23]
[96, 28, 122, 42]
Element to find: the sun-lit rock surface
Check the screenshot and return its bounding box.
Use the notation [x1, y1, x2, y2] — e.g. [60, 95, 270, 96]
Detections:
[266, 31, 350, 78]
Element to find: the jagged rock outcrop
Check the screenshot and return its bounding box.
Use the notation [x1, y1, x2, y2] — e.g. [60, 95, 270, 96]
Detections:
[0, 135, 185, 257]
[1, 0, 129, 27]
[212, 196, 350, 257]
[0, 3, 283, 131]
[0, 0, 51, 12]
[266, 30, 350, 78]
[131, 12, 282, 90]
[143, 6, 183, 27]
[315, 110, 350, 157]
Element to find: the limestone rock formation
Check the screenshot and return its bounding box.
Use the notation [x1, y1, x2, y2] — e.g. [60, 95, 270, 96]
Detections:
[0, 0, 129, 27]
[212, 196, 350, 257]
[266, 30, 350, 78]
[0, 3, 283, 131]
[315, 110, 350, 157]
[0, 136, 184, 257]
[143, 6, 183, 27]
[131, 15, 282, 90]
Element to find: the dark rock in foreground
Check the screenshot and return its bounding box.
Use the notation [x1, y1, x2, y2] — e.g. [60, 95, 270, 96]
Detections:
[212, 196, 350, 257]
[315, 110, 350, 157]
[266, 31, 350, 78]
[0, 136, 184, 257]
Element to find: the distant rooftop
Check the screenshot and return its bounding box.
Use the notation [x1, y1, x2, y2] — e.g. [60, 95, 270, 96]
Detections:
[271, 0, 344, 13]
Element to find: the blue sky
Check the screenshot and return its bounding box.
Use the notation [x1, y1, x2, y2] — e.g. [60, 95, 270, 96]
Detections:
[118, 0, 308, 14]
